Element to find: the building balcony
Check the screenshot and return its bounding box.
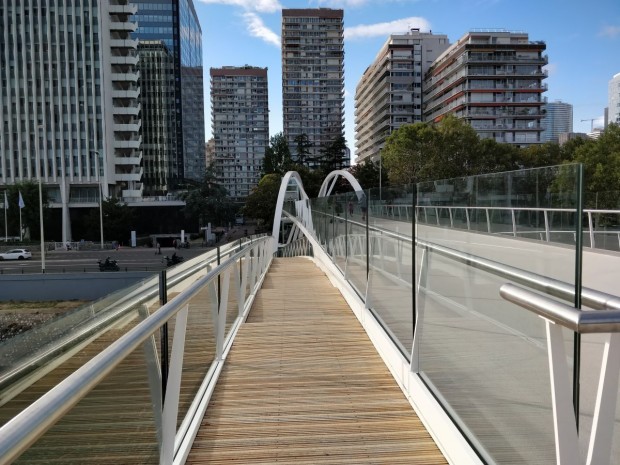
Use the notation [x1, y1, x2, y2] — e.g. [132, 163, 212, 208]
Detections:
[109, 3, 138, 15]
[113, 137, 142, 149]
[114, 155, 142, 166]
[113, 103, 141, 116]
[110, 39, 138, 49]
[111, 71, 140, 82]
[110, 55, 139, 66]
[114, 121, 142, 132]
[112, 89, 140, 99]
[116, 168, 143, 182]
[121, 186, 144, 200]
[109, 21, 138, 32]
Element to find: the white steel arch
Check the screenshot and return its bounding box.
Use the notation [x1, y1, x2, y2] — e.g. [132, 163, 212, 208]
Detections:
[318, 169, 365, 201]
[271, 171, 309, 253]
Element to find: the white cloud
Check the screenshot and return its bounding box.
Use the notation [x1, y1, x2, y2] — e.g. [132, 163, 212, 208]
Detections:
[543, 63, 557, 76]
[345, 16, 431, 40]
[198, 0, 282, 13]
[600, 25, 620, 38]
[243, 12, 281, 47]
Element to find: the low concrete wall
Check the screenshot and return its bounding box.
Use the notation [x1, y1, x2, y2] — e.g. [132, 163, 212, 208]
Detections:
[0, 272, 154, 301]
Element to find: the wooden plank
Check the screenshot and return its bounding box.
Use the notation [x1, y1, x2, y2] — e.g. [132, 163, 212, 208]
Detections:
[186, 257, 447, 464]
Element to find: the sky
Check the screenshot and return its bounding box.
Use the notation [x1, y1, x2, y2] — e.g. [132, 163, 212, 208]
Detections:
[194, 0, 620, 161]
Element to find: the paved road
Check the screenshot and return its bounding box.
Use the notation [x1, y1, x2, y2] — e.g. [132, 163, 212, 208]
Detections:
[0, 245, 211, 274]
[0, 225, 260, 275]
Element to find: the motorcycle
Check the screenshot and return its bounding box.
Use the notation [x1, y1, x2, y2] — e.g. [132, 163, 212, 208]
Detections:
[98, 257, 120, 272]
[163, 253, 184, 267]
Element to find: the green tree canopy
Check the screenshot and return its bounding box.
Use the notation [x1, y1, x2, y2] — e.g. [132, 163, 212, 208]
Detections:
[294, 133, 313, 167]
[181, 167, 235, 228]
[243, 173, 282, 228]
[262, 133, 293, 176]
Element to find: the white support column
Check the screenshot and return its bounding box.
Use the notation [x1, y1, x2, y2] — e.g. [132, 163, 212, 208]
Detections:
[586, 333, 620, 465]
[216, 269, 231, 361]
[545, 320, 579, 465]
[239, 251, 250, 317]
[160, 305, 189, 465]
[411, 249, 427, 373]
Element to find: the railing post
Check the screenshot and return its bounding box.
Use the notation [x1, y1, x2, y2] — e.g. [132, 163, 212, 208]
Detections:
[158, 270, 169, 403]
[544, 210, 550, 242]
[511, 209, 517, 237]
[217, 245, 221, 304]
[485, 208, 491, 234]
[588, 211, 595, 249]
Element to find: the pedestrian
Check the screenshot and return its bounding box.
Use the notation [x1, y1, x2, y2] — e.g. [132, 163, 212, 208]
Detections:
[348, 201, 353, 216]
[156, 242, 161, 255]
[173, 239, 177, 249]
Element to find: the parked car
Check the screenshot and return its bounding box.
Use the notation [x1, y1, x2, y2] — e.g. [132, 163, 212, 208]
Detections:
[0, 248, 32, 260]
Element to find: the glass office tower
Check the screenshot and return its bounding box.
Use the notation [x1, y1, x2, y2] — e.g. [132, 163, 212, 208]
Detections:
[132, 0, 205, 188]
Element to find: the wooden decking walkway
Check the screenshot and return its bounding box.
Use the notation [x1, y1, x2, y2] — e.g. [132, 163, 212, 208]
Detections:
[186, 257, 446, 464]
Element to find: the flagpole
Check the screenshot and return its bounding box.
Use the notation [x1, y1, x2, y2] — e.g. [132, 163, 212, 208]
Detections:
[19, 206, 22, 242]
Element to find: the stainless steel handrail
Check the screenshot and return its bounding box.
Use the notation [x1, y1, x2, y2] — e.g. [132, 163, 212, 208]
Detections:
[0, 236, 271, 465]
[0, 237, 253, 392]
[310, 208, 620, 312]
[500, 284, 620, 333]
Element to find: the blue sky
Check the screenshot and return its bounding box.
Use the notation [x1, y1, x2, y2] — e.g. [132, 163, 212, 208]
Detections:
[195, 0, 620, 159]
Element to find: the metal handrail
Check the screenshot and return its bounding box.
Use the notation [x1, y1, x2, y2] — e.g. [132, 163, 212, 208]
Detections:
[310, 208, 620, 312]
[500, 283, 620, 333]
[0, 236, 272, 465]
[0, 237, 257, 393]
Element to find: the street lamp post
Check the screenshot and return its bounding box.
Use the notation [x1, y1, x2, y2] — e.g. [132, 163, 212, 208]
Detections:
[36, 126, 45, 273]
[92, 151, 104, 249]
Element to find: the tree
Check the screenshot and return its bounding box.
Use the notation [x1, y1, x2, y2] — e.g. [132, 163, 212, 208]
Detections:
[262, 133, 293, 176]
[568, 124, 620, 208]
[294, 133, 313, 167]
[181, 167, 235, 227]
[320, 135, 349, 172]
[94, 197, 135, 244]
[243, 174, 282, 227]
[381, 122, 440, 185]
[348, 160, 387, 190]
[3, 181, 49, 240]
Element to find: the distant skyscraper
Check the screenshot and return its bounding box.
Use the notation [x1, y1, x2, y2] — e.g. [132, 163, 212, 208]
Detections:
[541, 101, 573, 143]
[282, 8, 345, 166]
[610, 72, 620, 125]
[355, 29, 450, 164]
[424, 30, 548, 146]
[132, 0, 205, 185]
[138, 40, 177, 195]
[210, 66, 269, 201]
[0, 0, 142, 242]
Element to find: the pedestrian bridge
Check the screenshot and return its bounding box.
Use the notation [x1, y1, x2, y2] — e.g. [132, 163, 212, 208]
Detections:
[1, 165, 620, 465]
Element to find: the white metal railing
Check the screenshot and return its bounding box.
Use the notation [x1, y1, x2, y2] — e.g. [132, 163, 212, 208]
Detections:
[370, 204, 620, 250]
[0, 236, 273, 465]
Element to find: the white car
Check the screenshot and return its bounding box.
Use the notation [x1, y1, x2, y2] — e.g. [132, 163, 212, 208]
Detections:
[0, 249, 32, 260]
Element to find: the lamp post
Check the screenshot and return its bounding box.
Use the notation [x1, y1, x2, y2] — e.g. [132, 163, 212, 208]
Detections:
[91, 151, 104, 249]
[36, 126, 45, 273]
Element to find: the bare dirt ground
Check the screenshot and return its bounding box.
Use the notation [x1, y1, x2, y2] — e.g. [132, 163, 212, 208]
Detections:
[0, 301, 87, 342]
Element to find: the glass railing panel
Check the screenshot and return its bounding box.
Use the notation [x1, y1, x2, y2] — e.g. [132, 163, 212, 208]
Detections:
[162, 277, 217, 430]
[331, 193, 349, 273]
[366, 185, 415, 356]
[416, 164, 582, 465]
[10, 330, 160, 464]
[225, 260, 241, 337]
[344, 219, 368, 298]
[0, 274, 159, 384]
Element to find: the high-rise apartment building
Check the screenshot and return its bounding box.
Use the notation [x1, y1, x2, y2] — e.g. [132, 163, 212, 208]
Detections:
[282, 8, 345, 166]
[210, 66, 269, 201]
[423, 30, 548, 146]
[0, 0, 142, 242]
[610, 72, 620, 126]
[541, 100, 573, 143]
[132, 0, 205, 185]
[354, 29, 450, 164]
